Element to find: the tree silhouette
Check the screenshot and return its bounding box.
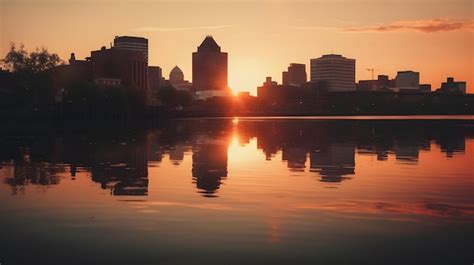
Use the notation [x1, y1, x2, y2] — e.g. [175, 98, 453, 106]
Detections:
[2, 43, 61, 74]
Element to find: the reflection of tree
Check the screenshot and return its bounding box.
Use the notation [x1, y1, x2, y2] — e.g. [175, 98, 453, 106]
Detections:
[3, 148, 64, 194]
[90, 133, 149, 196]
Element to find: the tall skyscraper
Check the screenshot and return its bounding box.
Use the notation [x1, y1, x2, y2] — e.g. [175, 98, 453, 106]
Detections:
[114, 36, 149, 62]
[282, 63, 307, 86]
[310, 54, 356, 91]
[192, 36, 228, 99]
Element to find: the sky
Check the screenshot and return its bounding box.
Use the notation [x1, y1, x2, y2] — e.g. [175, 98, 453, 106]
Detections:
[1, 0, 473, 95]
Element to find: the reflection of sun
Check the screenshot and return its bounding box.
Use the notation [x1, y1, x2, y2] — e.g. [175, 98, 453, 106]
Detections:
[232, 117, 239, 125]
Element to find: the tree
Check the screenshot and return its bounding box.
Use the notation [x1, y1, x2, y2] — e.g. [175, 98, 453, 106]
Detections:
[158, 86, 193, 108]
[1, 43, 62, 74]
[1, 43, 62, 111]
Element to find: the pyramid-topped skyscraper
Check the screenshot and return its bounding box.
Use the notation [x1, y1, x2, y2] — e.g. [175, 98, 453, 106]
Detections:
[192, 36, 228, 99]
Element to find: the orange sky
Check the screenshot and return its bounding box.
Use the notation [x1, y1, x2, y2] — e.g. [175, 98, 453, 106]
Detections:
[1, 0, 473, 95]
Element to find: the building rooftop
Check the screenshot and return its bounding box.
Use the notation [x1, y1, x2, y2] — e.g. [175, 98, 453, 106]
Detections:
[197, 36, 221, 52]
[311, 54, 355, 61]
[114, 36, 148, 43]
[171, 66, 183, 75]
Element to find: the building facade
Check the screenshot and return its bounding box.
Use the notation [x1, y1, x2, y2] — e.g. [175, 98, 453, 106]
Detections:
[192, 36, 228, 99]
[169, 66, 192, 91]
[395, 71, 419, 90]
[438, 77, 466, 94]
[310, 54, 356, 91]
[114, 36, 149, 62]
[90, 46, 147, 93]
[282, 63, 307, 86]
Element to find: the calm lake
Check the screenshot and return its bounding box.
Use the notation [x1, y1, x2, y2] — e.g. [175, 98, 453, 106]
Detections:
[0, 116, 473, 265]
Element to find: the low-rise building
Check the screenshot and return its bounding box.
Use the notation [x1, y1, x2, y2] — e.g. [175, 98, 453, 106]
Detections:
[437, 77, 466, 94]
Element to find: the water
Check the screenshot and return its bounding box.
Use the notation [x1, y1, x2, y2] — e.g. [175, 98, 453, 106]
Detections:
[0, 117, 473, 265]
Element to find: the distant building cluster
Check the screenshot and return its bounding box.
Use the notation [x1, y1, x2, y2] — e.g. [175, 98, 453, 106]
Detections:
[258, 52, 467, 103]
[49, 33, 468, 108]
[51, 35, 233, 105]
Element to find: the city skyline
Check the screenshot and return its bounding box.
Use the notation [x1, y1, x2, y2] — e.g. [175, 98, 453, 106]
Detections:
[1, 0, 473, 95]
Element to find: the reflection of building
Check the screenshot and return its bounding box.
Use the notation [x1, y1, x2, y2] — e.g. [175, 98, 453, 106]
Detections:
[90, 135, 149, 196]
[192, 136, 228, 197]
[192, 36, 229, 99]
[435, 134, 466, 157]
[310, 143, 355, 182]
[310, 54, 356, 91]
[393, 137, 430, 164]
[282, 147, 307, 172]
[282, 63, 307, 86]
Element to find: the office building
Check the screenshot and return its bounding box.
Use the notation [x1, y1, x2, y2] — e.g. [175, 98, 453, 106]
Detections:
[148, 66, 164, 106]
[192, 36, 228, 99]
[437, 77, 466, 94]
[356, 75, 391, 91]
[90, 46, 147, 93]
[51, 53, 92, 92]
[395, 71, 419, 90]
[282, 63, 307, 86]
[310, 54, 356, 91]
[169, 66, 192, 91]
[114, 36, 149, 62]
[170, 66, 184, 85]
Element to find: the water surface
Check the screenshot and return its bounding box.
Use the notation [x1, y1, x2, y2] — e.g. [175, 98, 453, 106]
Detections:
[1, 117, 473, 265]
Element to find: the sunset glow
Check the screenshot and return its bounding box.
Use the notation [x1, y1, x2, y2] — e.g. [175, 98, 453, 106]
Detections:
[2, 0, 472, 94]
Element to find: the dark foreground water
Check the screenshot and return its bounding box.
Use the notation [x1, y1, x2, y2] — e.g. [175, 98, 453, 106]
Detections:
[0, 116, 473, 265]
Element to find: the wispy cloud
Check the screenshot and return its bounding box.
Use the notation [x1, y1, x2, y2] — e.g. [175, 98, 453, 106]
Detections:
[344, 18, 474, 33]
[133, 25, 235, 32]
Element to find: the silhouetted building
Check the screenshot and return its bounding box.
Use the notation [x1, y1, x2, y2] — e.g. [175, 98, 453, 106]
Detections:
[257, 77, 278, 98]
[395, 71, 419, 91]
[114, 36, 149, 62]
[170, 66, 184, 84]
[437, 77, 466, 94]
[282, 63, 307, 86]
[169, 66, 192, 91]
[257, 76, 311, 106]
[377, 75, 390, 89]
[91, 46, 147, 93]
[51, 53, 92, 93]
[192, 36, 229, 99]
[148, 66, 163, 90]
[357, 74, 391, 91]
[148, 66, 164, 106]
[310, 54, 356, 91]
[419, 84, 432, 93]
